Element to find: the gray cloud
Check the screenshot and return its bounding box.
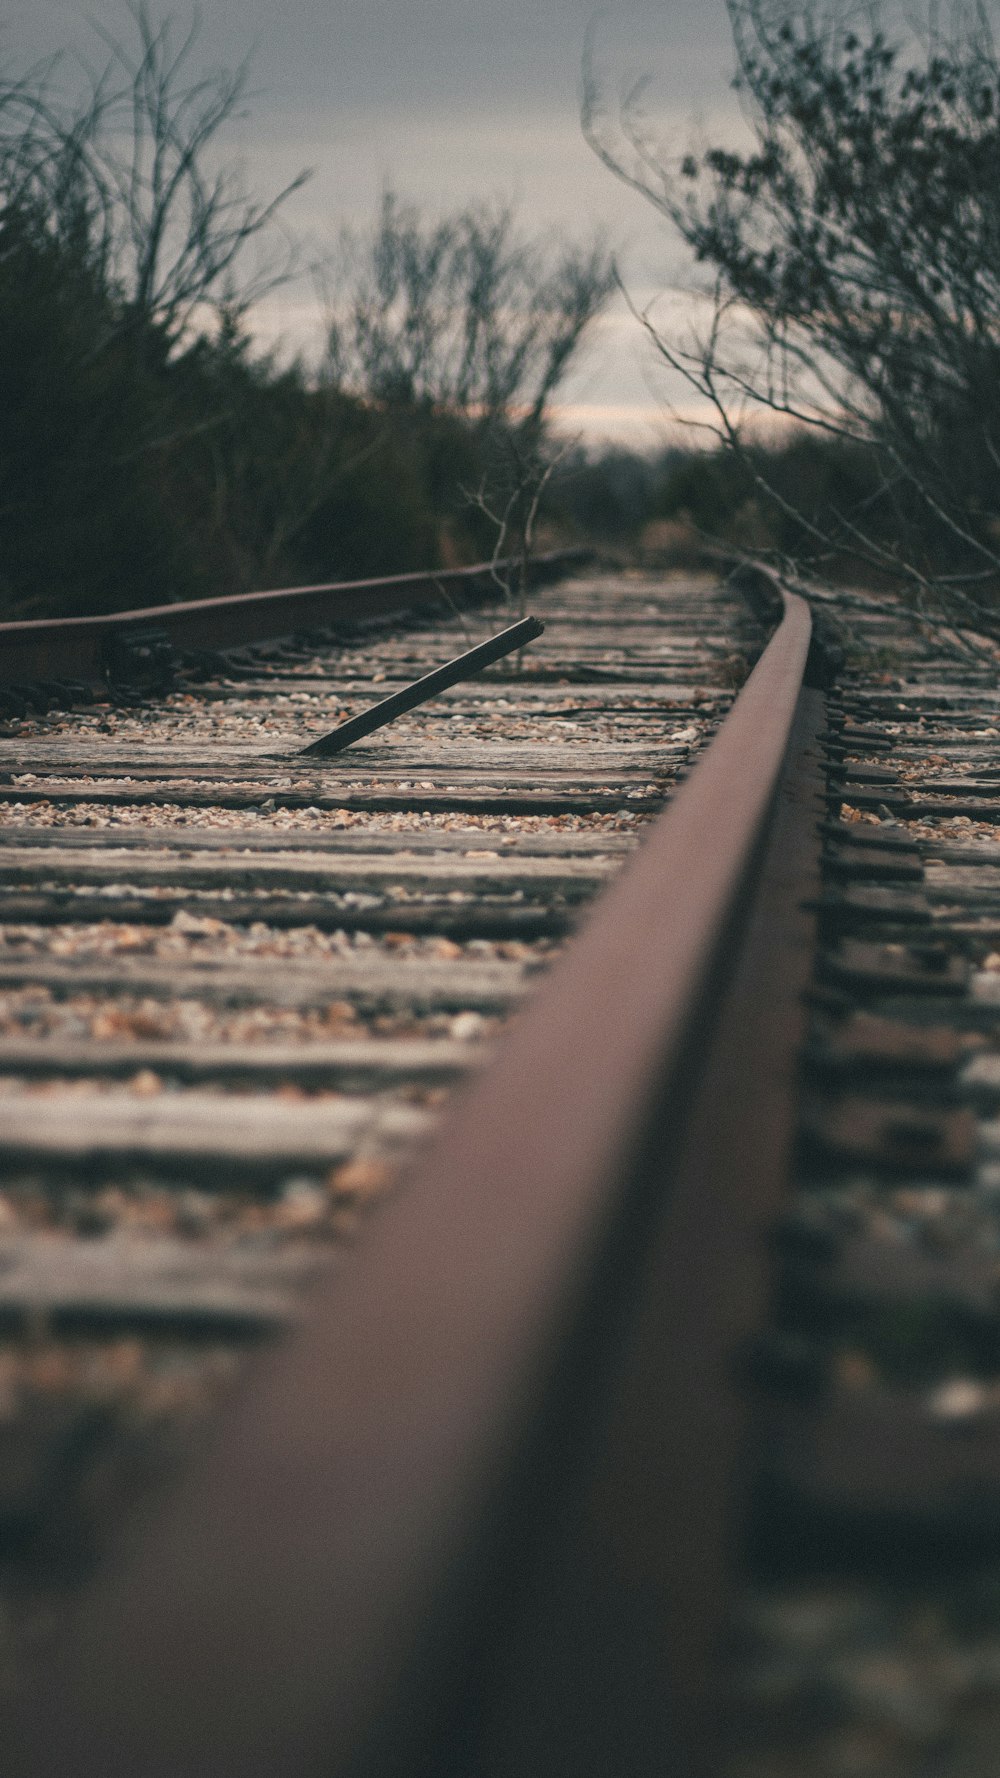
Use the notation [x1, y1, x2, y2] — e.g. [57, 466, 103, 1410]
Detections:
[3, 0, 739, 437]
[4, 2, 734, 116]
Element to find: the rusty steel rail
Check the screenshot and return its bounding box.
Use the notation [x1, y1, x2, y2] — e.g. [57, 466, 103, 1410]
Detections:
[5, 589, 823, 1777]
[0, 548, 588, 688]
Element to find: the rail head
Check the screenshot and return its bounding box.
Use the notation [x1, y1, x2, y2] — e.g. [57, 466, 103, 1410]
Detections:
[4, 589, 812, 1777]
[0, 548, 588, 688]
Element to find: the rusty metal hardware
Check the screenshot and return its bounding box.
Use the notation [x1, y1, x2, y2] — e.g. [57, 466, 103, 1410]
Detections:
[783, 1235, 1000, 1327]
[836, 786, 1000, 819]
[769, 1204, 844, 1262]
[821, 819, 920, 851]
[807, 1013, 962, 1077]
[823, 843, 924, 880]
[823, 722, 896, 750]
[801, 1096, 976, 1176]
[742, 1330, 828, 1400]
[99, 625, 178, 696]
[817, 884, 932, 926]
[829, 762, 901, 785]
[820, 939, 969, 994]
[759, 1391, 1000, 1546]
[297, 615, 544, 758]
[845, 766, 1000, 796]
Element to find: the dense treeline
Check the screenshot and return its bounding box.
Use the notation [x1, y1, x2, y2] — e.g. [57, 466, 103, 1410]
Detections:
[0, 106, 895, 622]
[550, 431, 887, 577]
[1, 208, 483, 618]
[0, 7, 613, 621]
[1, 159, 890, 621]
[2, 254, 519, 621]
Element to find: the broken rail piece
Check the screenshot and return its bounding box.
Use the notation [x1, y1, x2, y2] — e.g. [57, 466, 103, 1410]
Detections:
[297, 614, 545, 758]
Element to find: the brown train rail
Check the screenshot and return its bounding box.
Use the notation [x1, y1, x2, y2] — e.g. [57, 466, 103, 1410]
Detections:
[0, 549, 589, 689]
[2, 585, 820, 1775]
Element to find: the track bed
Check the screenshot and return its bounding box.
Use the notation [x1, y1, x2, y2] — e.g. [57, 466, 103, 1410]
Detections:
[13, 565, 1000, 1777]
[0, 570, 753, 1698]
[726, 599, 1000, 1778]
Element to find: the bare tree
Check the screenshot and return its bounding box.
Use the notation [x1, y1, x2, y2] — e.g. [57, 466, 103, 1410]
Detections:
[323, 192, 612, 630]
[1, 2, 309, 353]
[584, 0, 1000, 635]
[463, 430, 575, 618]
[325, 190, 614, 436]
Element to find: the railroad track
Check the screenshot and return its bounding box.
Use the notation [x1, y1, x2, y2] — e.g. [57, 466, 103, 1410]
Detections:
[5, 558, 1000, 1776]
[0, 562, 753, 1771]
[727, 603, 1000, 1778]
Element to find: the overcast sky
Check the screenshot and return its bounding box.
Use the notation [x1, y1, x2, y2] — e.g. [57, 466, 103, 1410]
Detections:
[2, 1, 742, 444]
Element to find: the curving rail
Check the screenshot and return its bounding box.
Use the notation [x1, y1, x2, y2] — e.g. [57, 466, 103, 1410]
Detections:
[5, 588, 824, 1777]
[0, 549, 589, 689]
